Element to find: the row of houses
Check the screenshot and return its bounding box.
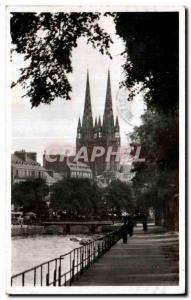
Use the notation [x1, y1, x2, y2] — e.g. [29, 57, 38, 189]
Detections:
[11, 150, 93, 186]
[11, 150, 133, 188]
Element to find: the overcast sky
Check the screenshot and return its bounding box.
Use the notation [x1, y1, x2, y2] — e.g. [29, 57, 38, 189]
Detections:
[11, 14, 145, 164]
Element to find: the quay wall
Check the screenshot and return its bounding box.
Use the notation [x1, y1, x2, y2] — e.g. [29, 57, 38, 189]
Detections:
[12, 225, 45, 236]
[12, 224, 121, 236]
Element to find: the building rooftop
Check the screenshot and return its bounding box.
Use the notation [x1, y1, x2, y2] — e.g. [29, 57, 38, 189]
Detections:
[11, 153, 44, 170]
[67, 162, 92, 173]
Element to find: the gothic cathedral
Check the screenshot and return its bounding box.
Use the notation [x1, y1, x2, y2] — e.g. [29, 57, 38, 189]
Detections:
[76, 70, 120, 180]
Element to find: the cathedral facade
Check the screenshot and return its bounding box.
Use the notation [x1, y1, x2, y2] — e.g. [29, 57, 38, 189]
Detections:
[76, 70, 120, 179]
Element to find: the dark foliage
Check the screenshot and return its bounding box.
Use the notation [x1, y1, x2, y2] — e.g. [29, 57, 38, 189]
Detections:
[105, 180, 135, 217]
[114, 12, 179, 113]
[50, 178, 103, 218]
[12, 178, 49, 216]
[130, 111, 179, 229]
[11, 12, 113, 107]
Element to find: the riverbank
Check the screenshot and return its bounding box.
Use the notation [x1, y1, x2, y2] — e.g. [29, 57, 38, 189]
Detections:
[11, 223, 121, 236]
[12, 225, 44, 236]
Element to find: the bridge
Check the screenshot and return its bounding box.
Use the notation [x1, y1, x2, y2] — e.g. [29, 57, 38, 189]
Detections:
[42, 221, 115, 234]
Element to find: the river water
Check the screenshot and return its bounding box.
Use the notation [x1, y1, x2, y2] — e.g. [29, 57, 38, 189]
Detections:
[11, 234, 101, 286]
[12, 235, 81, 274]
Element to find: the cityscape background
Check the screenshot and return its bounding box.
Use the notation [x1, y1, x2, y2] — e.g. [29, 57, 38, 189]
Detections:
[11, 14, 145, 164]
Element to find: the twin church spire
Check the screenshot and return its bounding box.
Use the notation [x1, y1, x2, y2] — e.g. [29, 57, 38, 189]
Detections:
[77, 69, 120, 142]
[81, 71, 93, 137]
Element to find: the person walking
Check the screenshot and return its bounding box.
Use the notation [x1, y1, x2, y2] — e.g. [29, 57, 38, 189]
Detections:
[121, 220, 128, 243]
[142, 213, 148, 231]
[127, 215, 134, 237]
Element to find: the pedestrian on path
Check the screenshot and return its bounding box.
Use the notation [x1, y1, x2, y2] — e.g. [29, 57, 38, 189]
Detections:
[127, 215, 134, 236]
[142, 214, 148, 231]
[121, 220, 128, 243]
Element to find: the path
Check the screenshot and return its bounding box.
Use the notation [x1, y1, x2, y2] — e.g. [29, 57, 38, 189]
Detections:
[73, 225, 179, 286]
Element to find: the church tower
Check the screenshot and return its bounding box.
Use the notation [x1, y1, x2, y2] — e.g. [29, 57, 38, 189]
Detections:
[102, 70, 120, 174]
[76, 70, 120, 178]
[76, 71, 94, 153]
[81, 70, 93, 138]
[102, 70, 115, 143]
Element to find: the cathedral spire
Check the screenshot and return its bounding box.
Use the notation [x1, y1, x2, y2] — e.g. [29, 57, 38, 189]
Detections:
[98, 115, 102, 138]
[77, 117, 81, 130]
[103, 69, 114, 136]
[115, 116, 119, 128]
[98, 115, 101, 127]
[82, 70, 93, 137]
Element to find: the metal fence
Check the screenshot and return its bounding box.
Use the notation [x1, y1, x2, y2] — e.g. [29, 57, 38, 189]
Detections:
[11, 229, 121, 286]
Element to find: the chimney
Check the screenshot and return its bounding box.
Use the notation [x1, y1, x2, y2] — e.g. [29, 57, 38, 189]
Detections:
[14, 150, 27, 161]
[26, 152, 37, 162]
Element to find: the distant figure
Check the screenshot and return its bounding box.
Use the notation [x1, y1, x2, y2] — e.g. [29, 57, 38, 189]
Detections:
[142, 214, 148, 231]
[127, 216, 134, 237]
[121, 221, 128, 243]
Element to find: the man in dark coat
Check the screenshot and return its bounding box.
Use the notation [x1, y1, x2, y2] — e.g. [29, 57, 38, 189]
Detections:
[142, 213, 148, 231]
[127, 215, 134, 237]
[121, 220, 128, 243]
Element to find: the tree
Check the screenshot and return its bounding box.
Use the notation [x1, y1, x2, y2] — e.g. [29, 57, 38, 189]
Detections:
[114, 12, 179, 113]
[114, 12, 179, 229]
[11, 12, 113, 107]
[131, 111, 178, 170]
[105, 180, 135, 217]
[12, 178, 49, 217]
[11, 12, 179, 113]
[50, 178, 103, 219]
[130, 111, 179, 229]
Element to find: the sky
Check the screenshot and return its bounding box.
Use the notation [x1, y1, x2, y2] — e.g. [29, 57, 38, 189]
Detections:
[11, 14, 145, 164]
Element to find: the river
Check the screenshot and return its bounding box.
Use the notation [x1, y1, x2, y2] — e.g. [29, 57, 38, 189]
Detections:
[11, 234, 101, 286]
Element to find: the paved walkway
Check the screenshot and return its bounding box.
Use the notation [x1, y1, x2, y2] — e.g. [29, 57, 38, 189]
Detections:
[73, 225, 179, 286]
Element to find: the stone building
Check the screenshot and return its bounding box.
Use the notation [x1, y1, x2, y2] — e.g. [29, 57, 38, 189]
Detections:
[11, 150, 63, 186]
[65, 162, 92, 179]
[76, 70, 120, 179]
[11, 150, 46, 184]
[43, 154, 92, 179]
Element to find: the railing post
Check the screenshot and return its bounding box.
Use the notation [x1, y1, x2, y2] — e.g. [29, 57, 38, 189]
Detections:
[70, 258, 75, 284]
[77, 248, 79, 279]
[34, 268, 36, 286]
[58, 256, 64, 286]
[53, 259, 57, 286]
[81, 252, 84, 274]
[58, 266, 61, 286]
[88, 249, 90, 268]
[91, 243, 93, 265]
[64, 274, 67, 286]
[40, 265, 43, 286]
[46, 273, 49, 286]
[22, 273, 25, 286]
[93, 246, 96, 263]
[85, 245, 87, 270]
[98, 243, 101, 258]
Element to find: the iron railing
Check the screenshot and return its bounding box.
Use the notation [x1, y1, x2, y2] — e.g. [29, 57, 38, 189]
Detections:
[11, 229, 121, 286]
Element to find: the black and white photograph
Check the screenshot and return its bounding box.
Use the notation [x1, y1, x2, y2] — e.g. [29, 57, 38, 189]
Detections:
[6, 5, 185, 295]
